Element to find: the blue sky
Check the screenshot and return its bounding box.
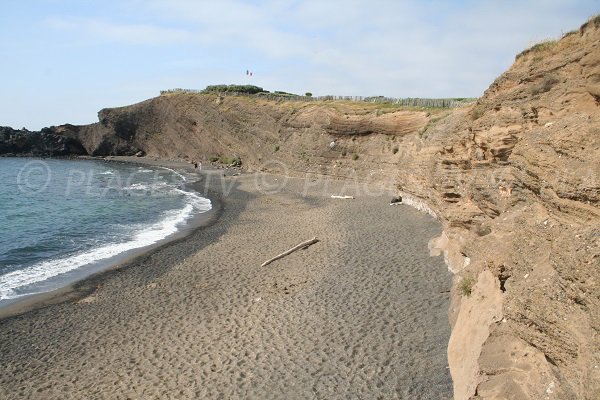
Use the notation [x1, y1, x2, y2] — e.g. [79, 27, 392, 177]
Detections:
[1, 0, 598, 130]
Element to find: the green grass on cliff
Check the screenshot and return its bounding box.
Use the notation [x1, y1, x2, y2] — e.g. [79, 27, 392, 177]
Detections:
[517, 14, 600, 61]
[515, 39, 558, 60]
[582, 13, 600, 30]
[208, 155, 242, 166]
[459, 275, 476, 297]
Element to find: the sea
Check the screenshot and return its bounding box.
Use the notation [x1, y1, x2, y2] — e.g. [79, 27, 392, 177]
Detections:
[0, 158, 211, 305]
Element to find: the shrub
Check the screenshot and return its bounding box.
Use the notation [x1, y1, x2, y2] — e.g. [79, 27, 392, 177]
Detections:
[218, 155, 242, 166]
[392, 146, 399, 154]
[202, 84, 266, 95]
[581, 14, 600, 31]
[272, 90, 299, 97]
[562, 30, 579, 39]
[531, 74, 559, 95]
[305, 92, 313, 97]
[208, 155, 241, 166]
[230, 156, 242, 167]
[341, 150, 347, 156]
[352, 153, 359, 161]
[274, 145, 280, 152]
[515, 39, 557, 60]
[471, 108, 484, 120]
[459, 275, 476, 297]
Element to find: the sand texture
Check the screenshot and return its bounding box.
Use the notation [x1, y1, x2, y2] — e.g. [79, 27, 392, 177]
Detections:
[0, 169, 452, 399]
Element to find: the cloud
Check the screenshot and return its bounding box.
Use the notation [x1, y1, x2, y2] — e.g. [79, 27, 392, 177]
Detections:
[139, 0, 597, 96]
[4, 0, 598, 129]
[45, 16, 194, 45]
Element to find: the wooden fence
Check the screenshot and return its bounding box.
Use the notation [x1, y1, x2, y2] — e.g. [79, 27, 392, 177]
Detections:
[159, 89, 475, 108]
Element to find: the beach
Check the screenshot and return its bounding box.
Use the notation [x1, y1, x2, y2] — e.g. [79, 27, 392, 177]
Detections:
[0, 160, 453, 399]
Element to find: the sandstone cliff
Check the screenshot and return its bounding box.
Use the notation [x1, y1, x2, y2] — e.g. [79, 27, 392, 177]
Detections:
[396, 18, 600, 399]
[1, 16, 599, 400]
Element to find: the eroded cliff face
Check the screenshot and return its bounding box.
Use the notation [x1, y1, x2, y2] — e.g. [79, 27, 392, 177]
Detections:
[52, 94, 433, 185]
[394, 19, 600, 399]
[1, 17, 598, 400]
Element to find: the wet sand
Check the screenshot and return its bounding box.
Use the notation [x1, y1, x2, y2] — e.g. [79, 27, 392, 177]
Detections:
[0, 162, 453, 399]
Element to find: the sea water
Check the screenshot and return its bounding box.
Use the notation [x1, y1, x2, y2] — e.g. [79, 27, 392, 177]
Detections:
[0, 158, 211, 304]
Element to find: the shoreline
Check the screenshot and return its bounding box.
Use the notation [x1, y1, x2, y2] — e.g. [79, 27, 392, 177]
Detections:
[0, 157, 223, 320]
[0, 156, 454, 398]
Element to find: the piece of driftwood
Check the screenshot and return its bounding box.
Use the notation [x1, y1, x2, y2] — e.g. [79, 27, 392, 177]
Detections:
[330, 195, 354, 199]
[261, 237, 319, 267]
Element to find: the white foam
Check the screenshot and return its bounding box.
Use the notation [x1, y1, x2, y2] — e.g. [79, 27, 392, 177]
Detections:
[99, 171, 114, 175]
[127, 183, 152, 191]
[0, 194, 211, 300]
[126, 181, 170, 192]
[158, 167, 187, 182]
[399, 192, 438, 219]
[172, 188, 212, 210]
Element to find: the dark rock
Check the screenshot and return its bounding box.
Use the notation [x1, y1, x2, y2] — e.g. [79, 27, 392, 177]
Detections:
[390, 196, 403, 204]
[0, 126, 87, 156]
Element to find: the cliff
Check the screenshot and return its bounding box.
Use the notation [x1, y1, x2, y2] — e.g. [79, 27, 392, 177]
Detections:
[0, 126, 87, 156]
[1, 16, 599, 400]
[396, 18, 600, 399]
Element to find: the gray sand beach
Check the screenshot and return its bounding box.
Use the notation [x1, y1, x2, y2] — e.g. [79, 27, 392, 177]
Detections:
[0, 162, 453, 399]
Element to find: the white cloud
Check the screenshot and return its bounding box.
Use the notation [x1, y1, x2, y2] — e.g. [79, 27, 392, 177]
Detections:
[45, 16, 194, 45]
[6, 0, 598, 129]
[138, 0, 597, 96]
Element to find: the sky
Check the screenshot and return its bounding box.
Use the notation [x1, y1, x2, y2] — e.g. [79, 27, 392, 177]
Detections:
[1, 0, 598, 130]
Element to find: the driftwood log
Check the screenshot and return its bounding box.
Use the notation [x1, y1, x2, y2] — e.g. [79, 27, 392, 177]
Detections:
[261, 237, 319, 267]
[330, 195, 354, 199]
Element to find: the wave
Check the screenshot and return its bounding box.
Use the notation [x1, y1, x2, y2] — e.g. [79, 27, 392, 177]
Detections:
[158, 167, 187, 182]
[0, 192, 211, 300]
[172, 188, 212, 209]
[127, 181, 169, 191]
